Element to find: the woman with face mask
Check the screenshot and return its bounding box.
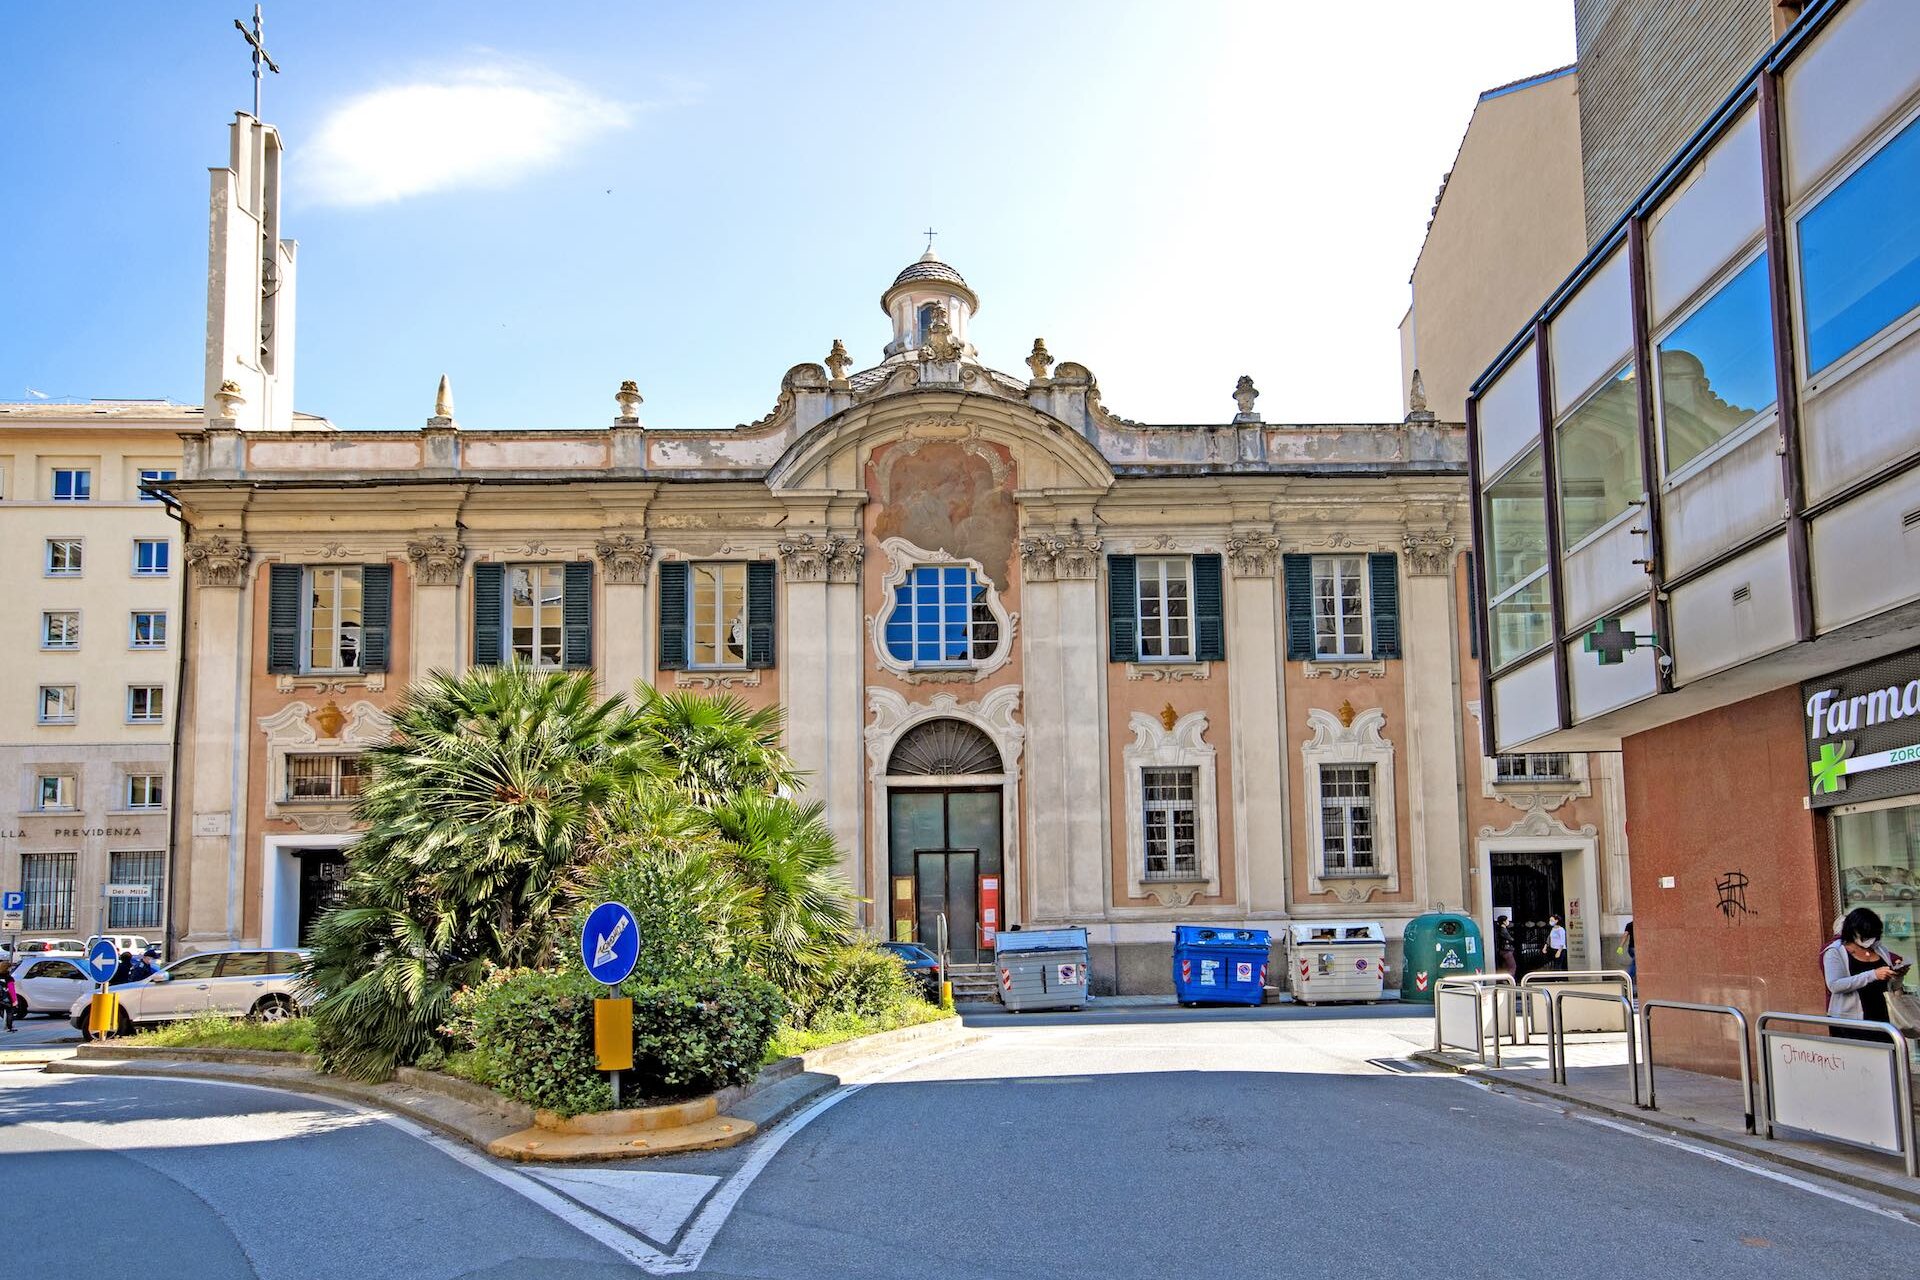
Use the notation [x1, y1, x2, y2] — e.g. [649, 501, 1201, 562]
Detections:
[1823, 907, 1908, 1043]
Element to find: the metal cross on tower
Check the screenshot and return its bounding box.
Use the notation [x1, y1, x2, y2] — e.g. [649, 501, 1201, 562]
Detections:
[923, 227, 938, 254]
[233, 5, 281, 118]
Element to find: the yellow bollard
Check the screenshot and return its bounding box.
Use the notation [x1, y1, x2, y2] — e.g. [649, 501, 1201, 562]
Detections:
[88, 991, 120, 1038]
[940, 980, 954, 1010]
[595, 996, 633, 1108]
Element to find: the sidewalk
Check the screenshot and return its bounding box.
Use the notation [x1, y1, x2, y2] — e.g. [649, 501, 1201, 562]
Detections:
[1414, 1035, 1920, 1208]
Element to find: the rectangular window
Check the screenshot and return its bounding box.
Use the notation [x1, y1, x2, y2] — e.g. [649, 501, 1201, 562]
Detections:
[1135, 557, 1193, 661]
[132, 538, 170, 576]
[38, 685, 76, 724]
[52, 468, 91, 501]
[1141, 767, 1199, 879]
[1555, 366, 1644, 547]
[689, 562, 749, 668]
[36, 773, 74, 810]
[138, 468, 175, 501]
[1481, 447, 1550, 668]
[305, 566, 363, 671]
[1656, 252, 1776, 474]
[130, 611, 167, 649]
[1799, 111, 1920, 375]
[506, 564, 565, 667]
[1319, 764, 1376, 875]
[21, 853, 76, 931]
[286, 752, 370, 801]
[127, 685, 164, 724]
[107, 851, 164, 929]
[42, 610, 79, 649]
[1494, 753, 1573, 783]
[46, 538, 83, 575]
[1311, 556, 1369, 659]
[125, 773, 165, 809]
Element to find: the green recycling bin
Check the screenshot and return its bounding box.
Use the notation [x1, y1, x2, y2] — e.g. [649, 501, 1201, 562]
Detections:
[1400, 912, 1484, 1003]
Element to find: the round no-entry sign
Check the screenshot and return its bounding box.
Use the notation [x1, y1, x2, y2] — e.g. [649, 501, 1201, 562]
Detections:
[580, 901, 640, 986]
[86, 937, 120, 983]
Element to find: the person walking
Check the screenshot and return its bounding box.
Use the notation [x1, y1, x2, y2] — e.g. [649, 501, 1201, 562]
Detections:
[0, 960, 16, 1032]
[1495, 916, 1518, 977]
[1823, 907, 1908, 1043]
[1545, 914, 1569, 971]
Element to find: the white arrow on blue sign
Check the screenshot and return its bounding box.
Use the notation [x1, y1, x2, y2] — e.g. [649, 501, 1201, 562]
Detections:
[86, 937, 121, 983]
[1, 891, 23, 913]
[580, 901, 640, 987]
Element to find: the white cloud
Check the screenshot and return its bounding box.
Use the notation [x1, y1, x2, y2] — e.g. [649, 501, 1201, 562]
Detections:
[306, 64, 631, 207]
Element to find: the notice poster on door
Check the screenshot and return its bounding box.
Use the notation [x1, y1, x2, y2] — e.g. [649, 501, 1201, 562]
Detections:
[979, 875, 1000, 945]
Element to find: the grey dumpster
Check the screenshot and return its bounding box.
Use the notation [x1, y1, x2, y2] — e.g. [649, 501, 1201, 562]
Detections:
[994, 928, 1091, 1011]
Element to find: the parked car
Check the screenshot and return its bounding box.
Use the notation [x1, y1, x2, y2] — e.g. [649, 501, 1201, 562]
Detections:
[68, 948, 311, 1035]
[93, 933, 154, 955]
[7, 938, 85, 959]
[879, 940, 943, 998]
[10, 955, 95, 1017]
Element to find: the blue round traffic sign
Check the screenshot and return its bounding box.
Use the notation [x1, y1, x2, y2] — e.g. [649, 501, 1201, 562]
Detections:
[580, 901, 640, 986]
[86, 937, 120, 983]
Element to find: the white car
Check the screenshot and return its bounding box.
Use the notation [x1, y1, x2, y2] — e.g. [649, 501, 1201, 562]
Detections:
[6, 938, 85, 959]
[69, 948, 311, 1034]
[9, 954, 95, 1017]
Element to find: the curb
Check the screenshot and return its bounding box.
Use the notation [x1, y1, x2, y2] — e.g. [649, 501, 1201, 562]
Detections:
[1410, 1049, 1920, 1210]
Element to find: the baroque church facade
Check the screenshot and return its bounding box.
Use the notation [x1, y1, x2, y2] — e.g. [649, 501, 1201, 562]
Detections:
[162, 114, 1631, 989]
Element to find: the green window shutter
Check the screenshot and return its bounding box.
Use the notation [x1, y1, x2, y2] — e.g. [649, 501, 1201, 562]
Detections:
[1107, 555, 1138, 663]
[1369, 552, 1401, 659]
[472, 562, 504, 666]
[267, 564, 302, 674]
[1282, 554, 1314, 661]
[1465, 550, 1480, 659]
[359, 563, 392, 673]
[563, 561, 593, 670]
[1193, 554, 1225, 662]
[658, 560, 689, 671]
[746, 561, 776, 669]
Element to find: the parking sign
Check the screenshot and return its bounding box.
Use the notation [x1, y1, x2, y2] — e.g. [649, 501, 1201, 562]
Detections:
[1, 891, 22, 912]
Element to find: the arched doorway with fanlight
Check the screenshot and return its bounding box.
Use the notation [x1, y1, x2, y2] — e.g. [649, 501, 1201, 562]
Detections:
[885, 718, 1006, 965]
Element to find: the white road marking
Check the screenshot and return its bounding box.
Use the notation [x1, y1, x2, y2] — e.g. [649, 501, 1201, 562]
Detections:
[527, 1169, 719, 1245]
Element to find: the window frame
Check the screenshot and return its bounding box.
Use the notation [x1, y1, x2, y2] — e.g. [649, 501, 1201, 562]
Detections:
[51, 468, 91, 502]
[284, 751, 371, 802]
[131, 538, 170, 577]
[126, 684, 165, 725]
[1140, 765, 1200, 880]
[1310, 555, 1371, 661]
[883, 563, 1002, 671]
[501, 563, 567, 669]
[1651, 242, 1778, 485]
[1494, 752, 1574, 783]
[124, 772, 165, 809]
[1480, 444, 1553, 674]
[687, 561, 749, 671]
[1317, 762, 1378, 877]
[36, 773, 75, 811]
[42, 610, 80, 650]
[38, 684, 77, 725]
[45, 537, 83, 577]
[106, 850, 164, 929]
[137, 468, 175, 502]
[1553, 362, 1646, 555]
[1134, 556, 1195, 663]
[129, 610, 168, 650]
[19, 852, 76, 931]
[302, 565, 364, 674]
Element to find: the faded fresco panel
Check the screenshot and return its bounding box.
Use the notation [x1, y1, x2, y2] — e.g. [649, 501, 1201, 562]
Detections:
[869, 439, 1017, 587]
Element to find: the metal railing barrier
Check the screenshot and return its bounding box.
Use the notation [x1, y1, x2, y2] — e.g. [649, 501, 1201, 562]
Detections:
[1549, 987, 1642, 1108]
[1640, 1000, 1754, 1133]
[1433, 974, 1516, 1063]
[1756, 1011, 1917, 1179]
[1519, 969, 1634, 1041]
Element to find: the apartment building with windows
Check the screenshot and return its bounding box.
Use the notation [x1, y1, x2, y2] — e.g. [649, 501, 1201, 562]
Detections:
[0, 401, 189, 939]
[1468, 0, 1920, 1064]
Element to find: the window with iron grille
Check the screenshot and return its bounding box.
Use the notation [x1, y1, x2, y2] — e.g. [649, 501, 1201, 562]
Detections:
[21, 852, 76, 930]
[1319, 764, 1376, 875]
[107, 851, 164, 929]
[1494, 753, 1572, 782]
[125, 773, 165, 809]
[1142, 767, 1199, 879]
[286, 753, 370, 801]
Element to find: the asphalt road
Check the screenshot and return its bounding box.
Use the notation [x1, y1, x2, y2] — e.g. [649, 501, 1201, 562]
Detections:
[5, 1005, 1917, 1279]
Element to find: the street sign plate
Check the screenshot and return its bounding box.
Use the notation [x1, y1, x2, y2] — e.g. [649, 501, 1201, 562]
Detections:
[86, 937, 120, 983]
[1, 891, 23, 913]
[580, 901, 639, 987]
[0, 911, 22, 931]
[105, 884, 151, 898]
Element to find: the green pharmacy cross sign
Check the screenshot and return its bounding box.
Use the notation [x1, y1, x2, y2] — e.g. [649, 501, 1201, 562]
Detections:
[1810, 737, 1920, 796]
[1583, 616, 1660, 666]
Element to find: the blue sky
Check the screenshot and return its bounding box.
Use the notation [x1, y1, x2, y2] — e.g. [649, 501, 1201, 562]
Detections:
[0, 2, 1573, 429]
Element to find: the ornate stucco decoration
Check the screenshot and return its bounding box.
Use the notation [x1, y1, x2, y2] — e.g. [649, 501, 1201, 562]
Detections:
[673, 670, 762, 690]
[1123, 708, 1221, 907]
[615, 380, 644, 423]
[1025, 338, 1054, 382]
[406, 535, 465, 586]
[1126, 661, 1212, 683]
[868, 537, 1016, 685]
[186, 535, 251, 588]
[1232, 375, 1261, 422]
[777, 532, 861, 584]
[1478, 808, 1598, 841]
[920, 304, 964, 362]
[1301, 705, 1400, 898]
[1225, 531, 1281, 578]
[275, 673, 386, 695]
[1302, 661, 1387, 681]
[594, 534, 655, 586]
[871, 418, 1013, 493]
[1402, 529, 1457, 576]
[824, 339, 852, 383]
[258, 699, 395, 833]
[1018, 527, 1101, 583]
[865, 686, 1025, 776]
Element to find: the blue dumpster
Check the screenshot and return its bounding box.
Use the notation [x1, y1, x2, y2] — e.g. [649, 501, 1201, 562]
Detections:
[1171, 926, 1271, 1006]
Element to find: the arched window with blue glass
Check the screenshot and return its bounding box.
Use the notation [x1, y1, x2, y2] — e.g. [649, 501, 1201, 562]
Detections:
[883, 564, 1000, 668]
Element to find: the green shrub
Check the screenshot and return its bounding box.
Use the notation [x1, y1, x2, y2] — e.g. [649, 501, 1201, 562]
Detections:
[447, 966, 786, 1115]
[794, 942, 919, 1027]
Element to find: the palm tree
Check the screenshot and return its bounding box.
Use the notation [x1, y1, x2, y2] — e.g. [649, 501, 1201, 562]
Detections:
[306, 665, 656, 1079]
[708, 789, 858, 993]
[629, 686, 798, 806]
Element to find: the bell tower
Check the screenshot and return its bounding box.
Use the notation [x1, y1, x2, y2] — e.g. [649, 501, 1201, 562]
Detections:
[880, 244, 979, 363]
[204, 113, 299, 430]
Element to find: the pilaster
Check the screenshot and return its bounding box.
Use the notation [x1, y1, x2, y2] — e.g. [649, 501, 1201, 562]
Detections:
[1225, 531, 1288, 914]
[595, 534, 654, 696]
[180, 535, 252, 947]
[406, 535, 465, 677]
[1401, 533, 1466, 912]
